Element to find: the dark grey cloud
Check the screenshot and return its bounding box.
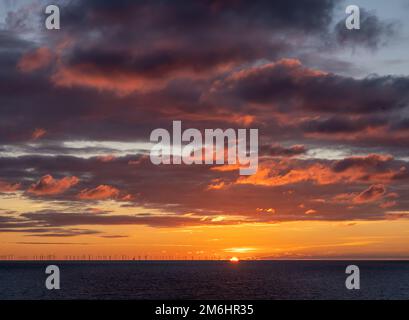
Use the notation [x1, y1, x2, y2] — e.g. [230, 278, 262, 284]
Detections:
[20, 211, 237, 228]
[15, 242, 90, 245]
[210, 61, 409, 114]
[100, 235, 129, 239]
[334, 9, 397, 49]
[302, 116, 387, 134]
[332, 154, 393, 172]
[260, 144, 307, 157]
[0, 0, 403, 150]
[62, 0, 338, 33]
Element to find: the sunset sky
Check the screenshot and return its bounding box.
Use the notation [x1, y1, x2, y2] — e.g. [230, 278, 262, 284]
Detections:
[1, 0, 409, 260]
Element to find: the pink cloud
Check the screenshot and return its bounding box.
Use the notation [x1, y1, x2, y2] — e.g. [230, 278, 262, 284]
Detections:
[17, 47, 53, 73]
[27, 175, 79, 196]
[78, 185, 120, 200]
[353, 184, 386, 204]
[379, 201, 397, 209]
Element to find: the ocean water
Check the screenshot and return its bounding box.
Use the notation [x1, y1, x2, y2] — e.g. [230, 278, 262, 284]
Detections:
[0, 260, 408, 300]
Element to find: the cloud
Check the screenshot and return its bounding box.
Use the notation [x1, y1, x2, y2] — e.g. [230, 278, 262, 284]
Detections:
[0, 180, 21, 192]
[31, 128, 47, 140]
[0, 0, 408, 229]
[96, 155, 116, 162]
[333, 185, 398, 206]
[0, 153, 408, 223]
[27, 175, 79, 195]
[224, 247, 257, 253]
[35, 0, 383, 95]
[353, 184, 386, 204]
[379, 200, 397, 209]
[0, 15, 406, 149]
[256, 208, 276, 214]
[302, 116, 387, 135]
[51, 64, 168, 95]
[15, 242, 90, 245]
[26, 228, 101, 237]
[20, 211, 238, 228]
[100, 235, 129, 239]
[78, 184, 120, 200]
[332, 154, 393, 172]
[261, 144, 306, 157]
[334, 9, 397, 49]
[206, 179, 227, 191]
[208, 59, 409, 115]
[235, 154, 405, 187]
[305, 209, 318, 215]
[17, 47, 54, 73]
[4, 1, 41, 33]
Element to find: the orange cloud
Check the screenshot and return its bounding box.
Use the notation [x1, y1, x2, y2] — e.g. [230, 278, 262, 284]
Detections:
[51, 58, 227, 96]
[332, 193, 356, 203]
[305, 209, 317, 215]
[333, 186, 397, 207]
[353, 184, 386, 204]
[256, 208, 276, 214]
[51, 65, 162, 96]
[78, 185, 120, 200]
[27, 175, 79, 195]
[0, 180, 21, 192]
[206, 179, 227, 190]
[167, 110, 256, 126]
[97, 155, 116, 162]
[31, 128, 47, 140]
[120, 194, 134, 201]
[235, 164, 340, 187]
[235, 154, 404, 187]
[210, 164, 242, 172]
[379, 200, 397, 209]
[213, 59, 326, 89]
[17, 47, 53, 73]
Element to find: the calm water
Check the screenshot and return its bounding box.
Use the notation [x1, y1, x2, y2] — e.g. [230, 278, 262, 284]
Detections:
[0, 261, 408, 300]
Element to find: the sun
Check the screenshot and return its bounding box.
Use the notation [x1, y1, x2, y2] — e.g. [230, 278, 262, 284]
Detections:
[230, 256, 239, 263]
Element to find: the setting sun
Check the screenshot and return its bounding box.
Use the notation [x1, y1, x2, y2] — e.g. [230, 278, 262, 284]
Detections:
[230, 257, 240, 263]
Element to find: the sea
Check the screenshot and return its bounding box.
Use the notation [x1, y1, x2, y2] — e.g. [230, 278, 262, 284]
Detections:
[0, 260, 408, 300]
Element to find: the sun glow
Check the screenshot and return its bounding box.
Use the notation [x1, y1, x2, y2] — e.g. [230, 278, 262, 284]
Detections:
[230, 256, 240, 263]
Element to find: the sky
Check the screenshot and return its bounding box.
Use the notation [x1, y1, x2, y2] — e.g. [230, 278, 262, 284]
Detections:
[1, 0, 409, 260]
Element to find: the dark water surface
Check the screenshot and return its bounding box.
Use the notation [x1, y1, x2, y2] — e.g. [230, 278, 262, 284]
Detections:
[0, 261, 408, 300]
